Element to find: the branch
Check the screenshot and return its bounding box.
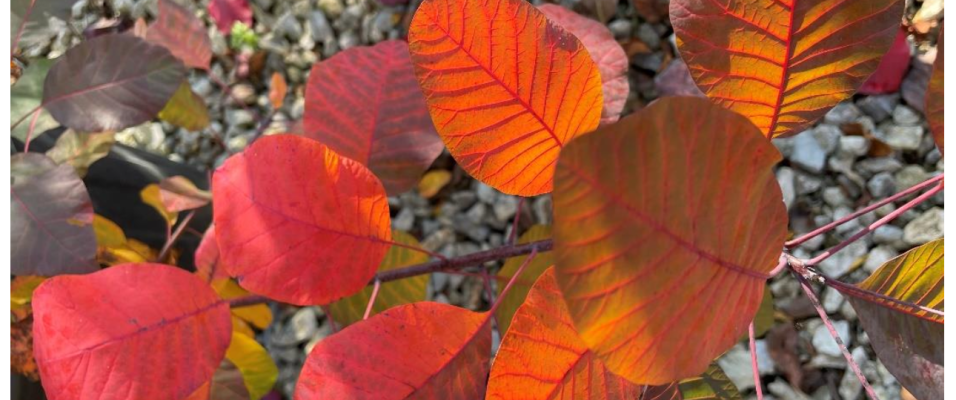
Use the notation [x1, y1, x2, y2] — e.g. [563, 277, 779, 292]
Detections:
[749, 322, 764, 400]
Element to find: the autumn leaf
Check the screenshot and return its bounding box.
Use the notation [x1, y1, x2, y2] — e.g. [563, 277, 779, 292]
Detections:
[671, 0, 904, 138]
[159, 81, 211, 131]
[159, 175, 213, 213]
[296, 302, 490, 399]
[327, 230, 430, 326]
[552, 97, 788, 384]
[196, 224, 231, 283]
[12, 153, 98, 276]
[487, 268, 642, 399]
[185, 360, 251, 400]
[538, 4, 629, 125]
[212, 278, 273, 330]
[225, 332, 278, 400]
[408, 0, 603, 196]
[11, 276, 46, 314]
[42, 34, 186, 132]
[927, 25, 944, 156]
[141, 183, 178, 227]
[858, 28, 911, 95]
[846, 239, 943, 400]
[45, 130, 115, 178]
[495, 225, 554, 335]
[212, 134, 392, 305]
[208, 0, 253, 34]
[93, 214, 158, 266]
[32, 263, 232, 400]
[269, 72, 287, 109]
[304, 40, 444, 195]
[146, 0, 213, 70]
[677, 363, 742, 400]
[417, 170, 452, 198]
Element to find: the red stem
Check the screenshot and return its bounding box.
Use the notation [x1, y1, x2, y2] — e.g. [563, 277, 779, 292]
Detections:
[768, 254, 789, 278]
[363, 279, 382, 320]
[786, 174, 943, 248]
[793, 272, 878, 400]
[749, 322, 764, 400]
[508, 197, 524, 246]
[23, 108, 42, 153]
[487, 249, 537, 316]
[806, 184, 943, 266]
[156, 210, 196, 262]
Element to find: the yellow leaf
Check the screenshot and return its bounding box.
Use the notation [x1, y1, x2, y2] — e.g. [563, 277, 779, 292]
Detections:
[213, 279, 273, 329]
[226, 332, 278, 400]
[93, 214, 127, 247]
[11, 276, 46, 311]
[417, 170, 452, 199]
[159, 81, 210, 131]
[232, 315, 256, 338]
[140, 184, 177, 227]
[45, 130, 115, 178]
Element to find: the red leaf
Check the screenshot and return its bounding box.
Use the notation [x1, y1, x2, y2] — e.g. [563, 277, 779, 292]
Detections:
[296, 302, 490, 399]
[859, 28, 912, 95]
[195, 224, 230, 283]
[538, 4, 630, 125]
[146, 0, 212, 70]
[12, 153, 97, 276]
[32, 263, 232, 400]
[927, 25, 944, 156]
[158, 175, 212, 213]
[304, 40, 444, 195]
[43, 34, 186, 132]
[208, 0, 252, 34]
[212, 134, 392, 305]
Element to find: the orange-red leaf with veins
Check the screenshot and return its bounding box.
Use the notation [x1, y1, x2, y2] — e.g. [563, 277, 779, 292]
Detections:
[304, 40, 444, 195]
[671, 0, 904, 138]
[146, 0, 212, 70]
[487, 268, 642, 399]
[296, 302, 490, 399]
[212, 134, 391, 305]
[408, 0, 603, 196]
[538, 4, 630, 125]
[927, 25, 944, 156]
[32, 263, 232, 400]
[552, 97, 787, 384]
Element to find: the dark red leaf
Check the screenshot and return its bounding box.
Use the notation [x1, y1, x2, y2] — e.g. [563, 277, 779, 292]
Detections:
[208, 0, 252, 34]
[859, 28, 912, 95]
[11, 153, 97, 276]
[43, 33, 186, 132]
[32, 263, 232, 400]
[146, 0, 213, 70]
[304, 40, 443, 195]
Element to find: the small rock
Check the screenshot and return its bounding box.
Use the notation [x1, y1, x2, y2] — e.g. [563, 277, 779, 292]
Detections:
[794, 172, 824, 195]
[533, 196, 553, 224]
[476, 182, 498, 204]
[790, 133, 827, 173]
[856, 157, 903, 176]
[892, 104, 922, 126]
[608, 19, 632, 40]
[317, 0, 344, 18]
[768, 380, 811, 400]
[839, 136, 870, 157]
[872, 225, 903, 245]
[894, 165, 929, 191]
[821, 287, 844, 313]
[225, 109, 256, 128]
[290, 307, 318, 342]
[903, 207, 944, 245]
[884, 125, 923, 151]
[812, 320, 851, 357]
[822, 187, 849, 207]
[798, 234, 825, 252]
[776, 167, 796, 209]
[717, 344, 757, 391]
[465, 203, 488, 225]
[824, 102, 861, 125]
[226, 135, 250, 153]
[230, 83, 257, 105]
[451, 191, 478, 209]
[755, 340, 775, 376]
[813, 125, 842, 155]
[840, 300, 858, 321]
[493, 196, 519, 222]
[275, 12, 303, 39]
[864, 246, 898, 272]
[867, 172, 896, 198]
[856, 94, 898, 122]
[392, 208, 415, 231]
[338, 30, 361, 50]
[772, 136, 795, 159]
[636, 24, 660, 49]
[818, 240, 867, 278]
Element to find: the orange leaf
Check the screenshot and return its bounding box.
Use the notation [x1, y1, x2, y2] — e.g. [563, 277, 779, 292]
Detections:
[488, 268, 642, 399]
[408, 0, 604, 196]
[296, 302, 490, 399]
[552, 97, 788, 384]
[212, 134, 392, 305]
[927, 25, 944, 156]
[671, 0, 904, 138]
[269, 72, 287, 109]
[159, 175, 212, 213]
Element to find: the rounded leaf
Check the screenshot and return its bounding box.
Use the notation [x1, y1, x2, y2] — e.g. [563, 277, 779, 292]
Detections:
[671, 0, 904, 137]
[43, 33, 186, 132]
[212, 134, 392, 305]
[32, 263, 232, 400]
[408, 0, 604, 196]
[296, 302, 491, 399]
[552, 96, 788, 384]
[304, 40, 444, 195]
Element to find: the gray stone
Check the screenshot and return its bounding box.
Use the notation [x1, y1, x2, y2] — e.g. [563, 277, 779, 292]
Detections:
[608, 19, 632, 40]
[798, 234, 825, 252]
[822, 287, 844, 313]
[790, 133, 827, 173]
[812, 320, 851, 357]
[840, 300, 858, 321]
[867, 172, 896, 198]
[872, 225, 903, 245]
[717, 344, 757, 390]
[856, 94, 898, 122]
[636, 24, 660, 49]
[493, 196, 519, 222]
[392, 208, 415, 231]
[813, 125, 842, 155]
[777, 167, 796, 209]
[317, 0, 344, 18]
[225, 109, 255, 128]
[822, 187, 849, 207]
[824, 102, 862, 125]
[864, 246, 898, 273]
[231, 83, 257, 105]
[275, 12, 303, 39]
[769, 380, 811, 400]
[465, 203, 488, 225]
[884, 125, 923, 151]
[476, 182, 498, 204]
[794, 172, 824, 195]
[533, 196, 553, 225]
[894, 165, 929, 191]
[338, 30, 361, 50]
[839, 135, 870, 157]
[818, 240, 868, 278]
[451, 191, 478, 209]
[226, 135, 250, 153]
[892, 104, 922, 126]
[290, 307, 318, 342]
[772, 136, 795, 159]
[903, 207, 944, 245]
[856, 157, 903, 176]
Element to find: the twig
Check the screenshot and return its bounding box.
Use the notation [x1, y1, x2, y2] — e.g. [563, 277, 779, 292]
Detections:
[786, 174, 943, 248]
[22, 108, 42, 153]
[793, 272, 878, 400]
[768, 254, 789, 278]
[156, 210, 196, 262]
[363, 279, 382, 320]
[749, 322, 764, 400]
[487, 249, 537, 316]
[508, 197, 524, 246]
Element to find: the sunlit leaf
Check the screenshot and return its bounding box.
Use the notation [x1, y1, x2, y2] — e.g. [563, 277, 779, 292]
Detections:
[495, 225, 554, 335]
[538, 4, 629, 125]
[12, 153, 97, 276]
[846, 239, 943, 400]
[671, 0, 904, 137]
[11, 276, 46, 313]
[296, 302, 490, 399]
[32, 263, 232, 400]
[141, 183, 178, 227]
[42, 34, 186, 132]
[208, 0, 253, 34]
[11, 58, 58, 141]
[159, 175, 212, 213]
[678, 363, 742, 400]
[487, 268, 642, 399]
[212, 278, 273, 330]
[225, 332, 278, 400]
[45, 130, 115, 178]
[927, 25, 944, 156]
[304, 40, 443, 195]
[146, 0, 213, 70]
[328, 231, 430, 326]
[213, 134, 392, 305]
[269, 72, 287, 109]
[417, 170, 452, 199]
[552, 97, 788, 384]
[408, 0, 603, 196]
[11, 0, 73, 51]
[159, 81, 210, 131]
